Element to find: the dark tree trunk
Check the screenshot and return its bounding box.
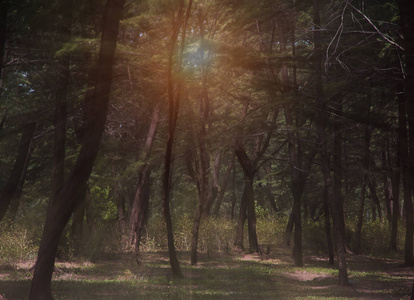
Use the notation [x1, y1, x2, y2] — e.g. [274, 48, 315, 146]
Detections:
[29, 0, 125, 297]
[130, 103, 160, 263]
[355, 120, 370, 254]
[130, 167, 151, 264]
[368, 179, 382, 221]
[0, 0, 7, 97]
[389, 140, 400, 251]
[398, 0, 414, 266]
[398, 87, 413, 264]
[213, 153, 235, 216]
[0, 122, 36, 222]
[382, 146, 392, 223]
[313, 0, 349, 286]
[9, 129, 35, 221]
[234, 145, 260, 253]
[161, 0, 192, 278]
[323, 185, 334, 265]
[284, 211, 294, 246]
[333, 98, 348, 251]
[263, 164, 277, 213]
[70, 188, 87, 257]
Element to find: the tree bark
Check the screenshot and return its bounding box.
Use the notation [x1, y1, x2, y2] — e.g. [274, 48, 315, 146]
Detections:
[29, 0, 125, 297]
[0, 122, 36, 223]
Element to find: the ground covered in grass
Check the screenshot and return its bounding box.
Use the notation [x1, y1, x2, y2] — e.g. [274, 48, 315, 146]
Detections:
[0, 248, 413, 299]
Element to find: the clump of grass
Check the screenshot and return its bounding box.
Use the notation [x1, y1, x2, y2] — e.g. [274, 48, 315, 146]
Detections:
[0, 223, 37, 262]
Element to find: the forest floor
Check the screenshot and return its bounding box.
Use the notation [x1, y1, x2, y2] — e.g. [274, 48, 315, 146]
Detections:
[0, 247, 413, 299]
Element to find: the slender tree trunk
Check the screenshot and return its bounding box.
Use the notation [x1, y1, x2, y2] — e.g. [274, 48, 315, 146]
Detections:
[0, 0, 7, 98]
[0, 122, 36, 222]
[130, 103, 160, 263]
[284, 211, 294, 246]
[234, 180, 247, 250]
[234, 145, 260, 253]
[313, 0, 349, 286]
[382, 146, 392, 223]
[398, 87, 414, 265]
[29, 0, 125, 297]
[213, 153, 235, 216]
[323, 185, 334, 265]
[130, 167, 151, 263]
[389, 140, 400, 251]
[333, 98, 348, 251]
[244, 175, 259, 253]
[161, 0, 192, 278]
[355, 116, 370, 254]
[368, 179, 381, 221]
[397, 0, 414, 266]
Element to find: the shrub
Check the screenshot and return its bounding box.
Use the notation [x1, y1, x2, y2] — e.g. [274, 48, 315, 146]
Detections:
[0, 223, 37, 262]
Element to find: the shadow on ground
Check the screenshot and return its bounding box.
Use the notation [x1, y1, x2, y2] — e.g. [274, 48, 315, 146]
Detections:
[0, 249, 413, 299]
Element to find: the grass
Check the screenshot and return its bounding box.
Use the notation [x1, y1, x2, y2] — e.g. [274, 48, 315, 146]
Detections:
[1, 247, 413, 299]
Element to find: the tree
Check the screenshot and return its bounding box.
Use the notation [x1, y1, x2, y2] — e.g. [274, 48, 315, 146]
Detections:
[313, 0, 349, 286]
[29, 0, 125, 297]
[397, 0, 414, 266]
[161, 0, 193, 278]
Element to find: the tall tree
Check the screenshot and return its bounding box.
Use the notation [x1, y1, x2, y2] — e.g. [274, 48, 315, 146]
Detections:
[397, 0, 414, 266]
[313, 0, 349, 286]
[29, 0, 125, 297]
[161, 0, 192, 278]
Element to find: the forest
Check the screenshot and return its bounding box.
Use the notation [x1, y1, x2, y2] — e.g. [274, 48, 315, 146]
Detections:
[1, 0, 414, 299]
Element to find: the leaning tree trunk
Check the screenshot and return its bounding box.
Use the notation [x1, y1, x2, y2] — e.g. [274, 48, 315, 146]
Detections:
[29, 0, 125, 298]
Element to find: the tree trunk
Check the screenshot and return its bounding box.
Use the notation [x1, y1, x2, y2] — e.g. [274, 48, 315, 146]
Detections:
[397, 0, 414, 266]
[382, 146, 392, 223]
[29, 0, 125, 297]
[70, 188, 87, 257]
[323, 185, 334, 265]
[0, 122, 36, 223]
[213, 152, 235, 216]
[284, 212, 294, 246]
[129, 103, 160, 263]
[389, 139, 400, 251]
[234, 144, 260, 253]
[313, 0, 349, 286]
[333, 98, 348, 251]
[0, 0, 7, 97]
[130, 166, 151, 264]
[161, 0, 192, 278]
